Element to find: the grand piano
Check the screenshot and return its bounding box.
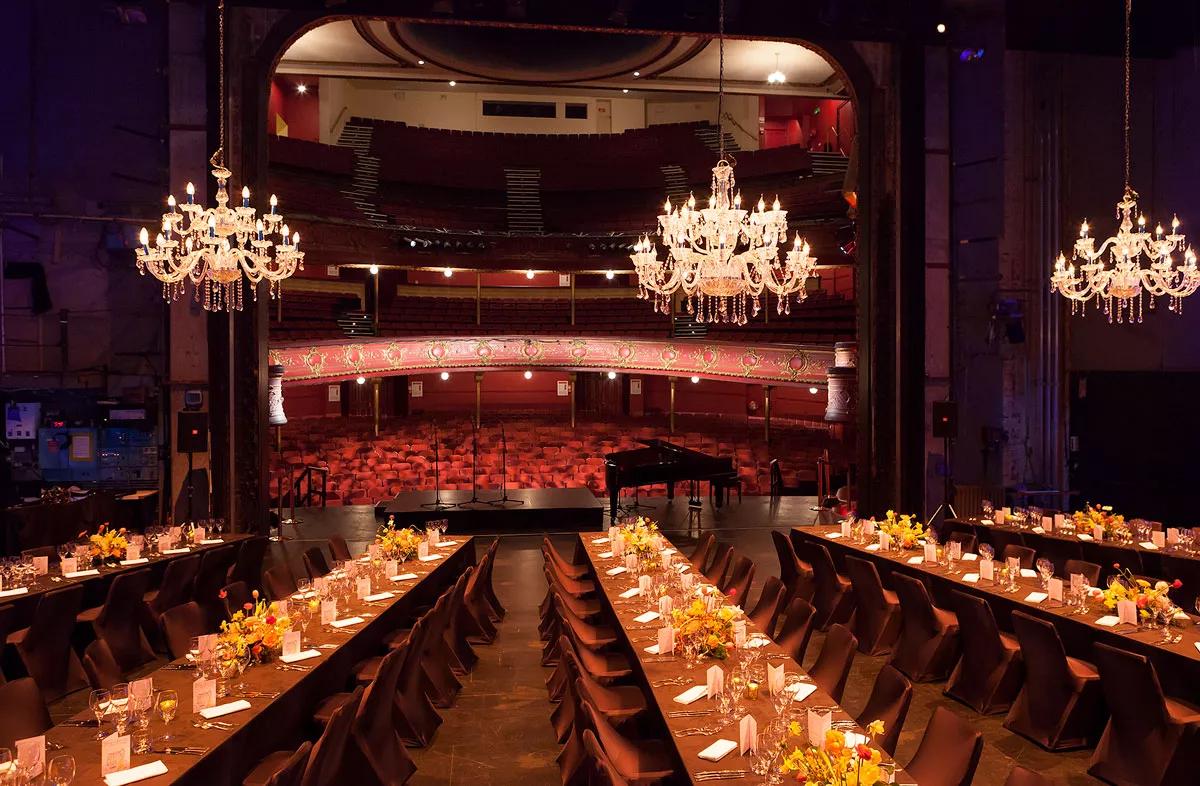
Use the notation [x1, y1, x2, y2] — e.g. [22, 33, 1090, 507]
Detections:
[604, 438, 736, 519]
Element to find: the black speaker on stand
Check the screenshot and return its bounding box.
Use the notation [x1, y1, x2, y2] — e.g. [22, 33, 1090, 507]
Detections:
[930, 401, 958, 524]
[176, 411, 209, 524]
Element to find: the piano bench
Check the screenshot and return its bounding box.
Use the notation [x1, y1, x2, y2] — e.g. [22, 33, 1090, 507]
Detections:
[708, 473, 742, 505]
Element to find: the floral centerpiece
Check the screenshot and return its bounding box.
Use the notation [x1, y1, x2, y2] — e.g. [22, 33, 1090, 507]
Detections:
[877, 510, 924, 549]
[217, 589, 292, 664]
[40, 486, 73, 505]
[670, 597, 736, 660]
[617, 516, 661, 559]
[376, 515, 423, 561]
[79, 523, 128, 565]
[779, 720, 887, 785]
[1101, 564, 1180, 622]
[1072, 504, 1129, 540]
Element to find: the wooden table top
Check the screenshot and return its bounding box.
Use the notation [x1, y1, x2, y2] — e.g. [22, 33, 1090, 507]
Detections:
[578, 534, 913, 786]
[43, 537, 475, 786]
[946, 516, 1200, 564]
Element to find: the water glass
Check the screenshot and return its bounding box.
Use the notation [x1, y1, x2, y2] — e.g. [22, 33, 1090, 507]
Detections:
[88, 689, 110, 739]
[47, 754, 75, 786]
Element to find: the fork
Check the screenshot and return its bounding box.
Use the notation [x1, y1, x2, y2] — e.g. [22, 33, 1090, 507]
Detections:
[695, 770, 748, 781]
[192, 720, 234, 730]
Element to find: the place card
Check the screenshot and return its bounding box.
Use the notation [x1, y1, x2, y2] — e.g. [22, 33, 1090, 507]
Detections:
[619, 587, 641, 599]
[356, 577, 371, 600]
[59, 556, 77, 574]
[962, 552, 978, 561]
[192, 678, 216, 713]
[962, 573, 980, 583]
[282, 630, 302, 658]
[1139, 541, 1159, 551]
[732, 620, 747, 647]
[840, 519, 852, 538]
[63, 569, 101, 579]
[597, 551, 614, 559]
[767, 664, 785, 695]
[1077, 533, 1093, 541]
[739, 714, 758, 755]
[706, 665, 725, 698]
[878, 531, 891, 551]
[390, 573, 418, 582]
[1096, 615, 1120, 627]
[1024, 592, 1048, 604]
[1117, 599, 1138, 626]
[672, 685, 708, 705]
[657, 626, 675, 655]
[31, 556, 48, 576]
[923, 543, 937, 564]
[1093, 524, 1104, 541]
[1019, 568, 1037, 578]
[807, 708, 832, 746]
[658, 595, 673, 616]
[1168, 528, 1180, 545]
[1054, 513, 1065, 530]
[979, 559, 994, 582]
[633, 611, 660, 624]
[280, 649, 320, 664]
[16, 735, 44, 778]
[200, 699, 252, 719]
[638, 575, 653, 594]
[606, 566, 628, 576]
[906, 556, 924, 565]
[1048, 578, 1064, 602]
[320, 600, 336, 626]
[698, 739, 738, 762]
[101, 733, 131, 776]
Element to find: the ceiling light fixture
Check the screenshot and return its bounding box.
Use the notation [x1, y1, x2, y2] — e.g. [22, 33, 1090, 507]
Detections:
[523, 370, 533, 380]
[936, 22, 946, 34]
[440, 372, 450, 381]
[448, 80, 457, 87]
[633, 70, 640, 77]
[525, 269, 535, 280]
[690, 376, 700, 384]
[607, 371, 617, 380]
[443, 267, 453, 278]
[767, 53, 786, 85]
[1050, 0, 1197, 322]
[631, 0, 815, 326]
[622, 89, 629, 93]
[295, 83, 308, 94]
[369, 263, 379, 275]
[605, 270, 615, 280]
[356, 376, 366, 385]
[135, 0, 302, 311]
[417, 59, 425, 65]
[809, 386, 819, 394]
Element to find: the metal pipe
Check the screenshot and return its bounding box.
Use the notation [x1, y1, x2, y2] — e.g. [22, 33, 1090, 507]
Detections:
[669, 377, 677, 435]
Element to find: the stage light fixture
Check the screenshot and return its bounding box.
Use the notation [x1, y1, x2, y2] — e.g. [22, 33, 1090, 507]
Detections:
[443, 267, 453, 278]
[296, 83, 308, 94]
[369, 263, 379, 275]
[622, 89, 629, 93]
[417, 59, 425, 65]
[410, 240, 417, 248]
[440, 371, 450, 381]
[605, 270, 615, 280]
[448, 80, 457, 87]
[633, 71, 640, 77]
[523, 370, 533, 380]
[809, 386, 819, 394]
[691, 376, 700, 383]
[607, 371, 617, 380]
[936, 22, 946, 33]
[356, 376, 366, 385]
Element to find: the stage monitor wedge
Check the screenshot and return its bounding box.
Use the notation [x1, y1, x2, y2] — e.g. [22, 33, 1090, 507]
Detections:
[177, 411, 209, 453]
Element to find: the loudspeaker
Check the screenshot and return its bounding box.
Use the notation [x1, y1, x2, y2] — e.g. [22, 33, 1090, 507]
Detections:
[932, 401, 958, 439]
[176, 412, 209, 453]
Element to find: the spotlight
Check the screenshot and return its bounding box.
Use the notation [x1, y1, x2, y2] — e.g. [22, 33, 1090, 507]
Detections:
[523, 370, 533, 380]
[443, 267, 453, 278]
[440, 372, 450, 381]
[607, 371, 617, 380]
[410, 240, 417, 248]
[690, 376, 700, 384]
[369, 263, 379, 275]
[356, 376, 366, 385]
[622, 89, 629, 94]
[633, 71, 640, 77]
[295, 83, 308, 94]
[809, 386, 819, 395]
[605, 270, 615, 280]
[448, 80, 457, 87]
[417, 59, 425, 65]
[936, 22, 946, 34]
[525, 269, 535, 279]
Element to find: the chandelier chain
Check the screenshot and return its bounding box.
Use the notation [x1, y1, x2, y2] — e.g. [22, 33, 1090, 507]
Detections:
[1123, 0, 1131, 191]
[214, 0, 226, 169]
[717, 0, 724, 160]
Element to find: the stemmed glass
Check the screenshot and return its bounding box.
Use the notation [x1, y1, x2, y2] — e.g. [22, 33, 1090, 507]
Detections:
[156, 690, 179, 742]
[981, 499, 994, 520]
[1036, 558, 1054, 589]
[979, 543, 995, 563]
[88, 690, 110, 740]
[47, 754, 75, 786]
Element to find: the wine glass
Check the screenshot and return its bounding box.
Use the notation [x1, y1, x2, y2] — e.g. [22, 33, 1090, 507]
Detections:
[981, 499, 994, 520]
[47, 754, 75, 786]
[1036, 558, 1054, 589]
[156, 690, 179, 741]
[979, 543, 995, 562]
[88, 689, 110, 740]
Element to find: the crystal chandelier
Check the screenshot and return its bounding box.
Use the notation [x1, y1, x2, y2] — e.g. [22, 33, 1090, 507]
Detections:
[135, 0, 303, 312]
[1050, 0, 1198, 323]
[630, 0, 815, 326]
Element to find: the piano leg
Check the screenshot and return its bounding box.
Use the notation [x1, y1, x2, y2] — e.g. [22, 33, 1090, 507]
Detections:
[666, 482, 675, 501]
[609, 484, 620, 520]
[688, 479, 702, 509]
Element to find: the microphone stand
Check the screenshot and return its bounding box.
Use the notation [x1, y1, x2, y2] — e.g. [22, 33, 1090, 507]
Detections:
[455, 419, 488, 508]
[420, 421, 453, 510]
[486, 421, 524, 506]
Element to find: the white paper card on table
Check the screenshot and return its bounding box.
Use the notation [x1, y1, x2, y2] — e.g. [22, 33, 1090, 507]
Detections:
[59, 556, 77, 575]
[282, 630, 302, 658]
[680, 573, 694, 591]
[878, 532, 891, 551]
[1140, 542, 1159, 551]
[633, 611, 660, 624]
[643, 644, 661, 655]
[192, 678, 216, 713]
[962, 553, 978, 561]
[418, 554, 441, 562]
[866, 543, 881, 551]
[1168, 528, 1180, 545]
[200, 539, 224, 545]
[591, 537, 610, 545]
[356, 577, 371, 600]
[364, 592, 394, 603]
[193, 527, 206, 542]
[1195, 642, 1200, 655]
[1153, 531, 1166, 548]
[806, 709, 832, 746]
[198, 634, 217, 658]
[161, 548, 190, 555]
[331, 616, 364, 628]
[320, 600, 336, 626]
[658, 595, 673, 616]
[1093, 524, 1105, 541]
[1054, 513, 1065, 530]
[840, 519, 852, 538]
[625, 554, 639, 571]
[732, 620, 747, 645]
[16, 735, 44, 777]
[825, 531, 842, 539]
[789, 683, 818, 703]
[1020, 568, 1038, 578]
[129, 678, 153, 706]
[381, 559, 398, 577]
[606, 566, 628, 576]
[673, 685, 708, 705]
[0, 587, 29, 598]
[638, 575, 653, 594]
[120, 558, 148, 566]
[597, 552, 614, 559]
[1096, 615, 1120, 627]
[1024, 592, 1048, 604]
[1117, 599, 1138, 626]
[31, 556, 48, 576]
[980, 560, 994, 581]
[1032, 526, 1046, 534]
[104, 760, 168, 786]
[661, 551, 673, 570]
[698, 739, 738, 762]
[906, 556, 924, 565]
[280, 649, 320, 664]
[101, 734, 131, 777]
[200, 699, 252, 719]
[1048, 578, 1064, 602]
[437, 540, 459, 548]
[1077, 533, 1093, 541]
[63, 569, 100, 579]
[706, 665, 725, 698]
[963, 573, 980, 584]
[417, 542, 429, 560]
[657, 626, 675, 655]
[923, 543, 937, 564]
[767, 664, 785, 696]
[1042, 516, 1053, 532]
[391, 573, 418, 582]
[619, 587, 640, 599]
[677, 563, 691, 574]
[739, 715, 758, 755]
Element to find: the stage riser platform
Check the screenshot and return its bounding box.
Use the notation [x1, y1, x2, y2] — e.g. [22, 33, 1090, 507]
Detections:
[377, 487, 605, 532]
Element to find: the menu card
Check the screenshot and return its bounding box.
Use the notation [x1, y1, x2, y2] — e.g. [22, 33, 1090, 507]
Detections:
[840, 519, 852, 538]
[878, 531, 891, 551]
[1093, 524, 1104, 541]
[384, 560, 399, 577]
[1152, 531, 1166, 548]
[101, 733, 131, 776]
[680, 573, 694, 591]
[321, 600, 336, 626]
[1117, 599, 1138, 625]
[979, 559, 994, 582]
[1048, 578, 1064, 602]
[191, 678, 216, 713]
[706, 665, 725, 698]
[1168, 528, 1180, 545]
[739, 715, 758, 755]
[1053, 513, 1065, 530]
[658, 595, 673, 616]
[60, 556, 77, 575]
[356, 577, 371, 600]
[767, 663, 785, 695]
[417, 542, 430, 560]
[283, 630, 302, 658]
[806, 709, 831, 746]
[16, 735, 45, 778]
[661, 551, 673, 570]
[638, 575, 653, 594]
[923, 543, 937, 564]
[657, 626, 675, 655]
[32, 556, 48, 576]
[1042, 516, 1053, 532]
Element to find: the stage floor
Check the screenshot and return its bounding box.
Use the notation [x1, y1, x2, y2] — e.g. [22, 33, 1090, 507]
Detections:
[378, 487, 606, 531]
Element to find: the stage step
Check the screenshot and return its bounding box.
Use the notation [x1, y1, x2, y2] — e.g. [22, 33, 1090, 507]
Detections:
[336, 122, 389, 225]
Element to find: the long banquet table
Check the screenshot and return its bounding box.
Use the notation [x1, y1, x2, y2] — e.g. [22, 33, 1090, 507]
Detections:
[578, 534, 913, 786]
[42, 537, 475, 785]
[792, 525, 1200, 699]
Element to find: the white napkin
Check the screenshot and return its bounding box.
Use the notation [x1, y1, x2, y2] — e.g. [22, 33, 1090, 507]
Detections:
[619, 587, 640, 599]
[0, 588, 29, 598]
[606, 566, 628, 576]
[418, 554, 441, 562]
[591, 537, 610, 545]
[634, 611, 660, 624]
[437, 541, 459, 548]
[739, 715, 758, 755]
[364, 592, 394, 602]
[962, 553, 978, 561]
[63, 569, 101, 579]
[331, 616, 364, 628]
[1077, 533, 1093, 541]
[200, 539, 224, 545]
[706, 665, 724, 698]
[789, 683, 818, 703]
[119, 558, 149, 566]
[825, 532, 843, 539]
[160, 548, 191, 555]
[1096, 615, 1120, 627]
[1020, 568, 1037, 578]
[767, 664, 785, 695]
[279, 649, 320, 664]
[1024, 592, 1048, 603]
[866, 543, 881, 551]
[673, 685, 708, 705]
[390, 573, 419, 582]
[1139, 541, 1159, 551]
[1032, 527, 1045, 534]
[292, 591, 318, 599]
[962, 573, 980, 583]
[199, 699, 251, 719]
[597, 552, 614, 559]
[643, 644, 661, 655]
[698, 739, 738, 762]
[103, 761, 168, 786]
[906, 556, 924, 565]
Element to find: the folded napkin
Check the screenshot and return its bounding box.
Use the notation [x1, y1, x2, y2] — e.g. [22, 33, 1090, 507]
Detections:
[63, 569, 101, 579]
[906, 556, 924, 565]
[390, 573, 419, 582]
[788, 683, 819, 703]
[1032, 526, 1045, 534]
[673, 685, 708, 705]
[824, 532, 843, 539]
[331, 617, 364, 628]
[418, 555, 442, 562]
[200, 700, 251, 719]
[698, 739, 738, 762]
[119, 558, 149, 566]
[633, 611, 660, 624]
[1095, 615, 1120, 627]
[199, 539, 225, 545]
[1195, 642, 1200, 655]
[0, 588, 29, 598]
[279, 649, 320, 664]
[436, 541, 459, 547]
[744, 635, 771, 649]
[591, 537, 610, 544]
[706, 665, 724, 698]
[1024, 592, 1048, 603]
[364, 592, 394, 602]
[292, 591, 318, 600]
[865, 543, 881, 551]
[1077, 533, 1093, 541]
[962, 573, 980, 584]
[1139, 541, 1159, 550]
[160, 547, 191, 555]
[1019, 568, 1037, 578]
[619, 587, 640, 599]
[676, 563, 690, 573]
[962, 553, 978, 561]
[103, 760, 168, 786]
[606, 566, 628, 576]
[597, 551, 614, 559]
[767, 664, 785, 695]
[643, 644, 661, 655]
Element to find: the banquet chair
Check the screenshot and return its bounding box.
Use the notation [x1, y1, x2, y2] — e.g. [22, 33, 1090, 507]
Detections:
[582, 728, 632, 786]
[545, 569, 604, 622]
[801, 541, 855, 630]
[478, 539, 506, 621]
[557, 621, 633, 685]
[1003, 767, 1055, 786]
[302, 547, 332, 580]
[1004, 610, 1103, 751]
[553, 594, 619, 650]
[8, 584, 88, 702]
[554, 664, 591, 786]
[889, 572, 960, 682]
[194, 544, 239, 627]
[19, 546, 55, 563]
[441, 570, 479, 673]
[690, 532, 717, 574]
[550, 642, 585, 742]
[264, 563, 298, 602]
[809, 623, 858, 703]
[78, 568, 157, 672]
[855, 664, 912, 755]
[775, 596, 817, 665]
[161, 601, 210, 660]
[903, 706, 984, 786]
[1087, 545, 1141, 585]
[774, 529, 815, 602]
[985, 529, 1026, 559]
[348, 646, 418, 785]
[1062, 559, 1101, 588]
[463, 550, 500, 645]
[566, 639, 648, 729]
[843, 556, 902, 655]
[0, 678, 51, 749]
[243, 742, 312, 786]
[719, 555, 755, 606]
[1088, 642, 1200, 786]
[1000, 545, 1037, 570]
[703, 542, 735, 586]
[248, 688, 362, 786]
[544, 537, 590, 581]
[747, 576, 789, 637]
[328, 535, 354, 563]
[944, 591, 1024, 715]
[82, 638, 122, 690]
[579, 699, 675, 785]
[222, 581, 254, 619]
[230, 536, 270, 587]
[144, 553, 201, 636]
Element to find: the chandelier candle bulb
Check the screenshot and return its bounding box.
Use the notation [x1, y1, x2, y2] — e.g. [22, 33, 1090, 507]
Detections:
[186, 182, 194, 203]
[242, 186, 249, 207]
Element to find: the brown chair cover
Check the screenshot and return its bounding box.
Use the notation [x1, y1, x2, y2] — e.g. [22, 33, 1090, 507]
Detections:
[560, 623, 633, 684]
[555, 663, 590, 786]
[162, 601, 209, 660]
[554, 594, 618, 650]
[856, 664, 912, 756]
[0, 678, 51, 749]
[0, 604, 14, 684]
[1003, 766, 1055, 786]
[195, 544, 238, 627]
[787, 531, 820, 603]
[1088, 641, 1200, 786]
[801, 541, 855, 630]
[809, 623, 857, 703]
[1001, 544, 1036, 569]
[463, 553, 499, 645]
[775, 597, 816, 665]
[351, 646, 417, 785]
[328, 535, 354, 563]
[302, 546, 331, 580]
[230, 536, 270, 588]
[20, 546, 56, 562]
[145, 553, 201, 621]
[904, 706, 984, 786]
[264, 563, 297, 602]
[302, 687, 363, 786]
[411, 590, 462, 708]
[550, 644, 584, 742]
[544, 537, 590, 580]
[579, 699, 675, 784]
[479, 539, 506, 621]
[582, 728, 632, 786]
[244, 743, 313, 786]
[1062, 559, 1101, 587]
[1004, 610, 1103, 751]
[703, 542, 734, 585]
[889, 572, 960, 682]
[9, 585, 88, 702]
[771, 530, 803, 596]
[843, 556, 902, 655]
[569, 641, 647, 727]
[944, 591, 1023, 714]
[394, 617, 443, 747]
[222, 581, 254, 620]
[82, 638, 123, 690]
[747, 576, 788, 637]
[719, 555, 755, 606]
[691, 532, 717, 573]
[443, 569, 479, 673]
[81, 568, 156, 672]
